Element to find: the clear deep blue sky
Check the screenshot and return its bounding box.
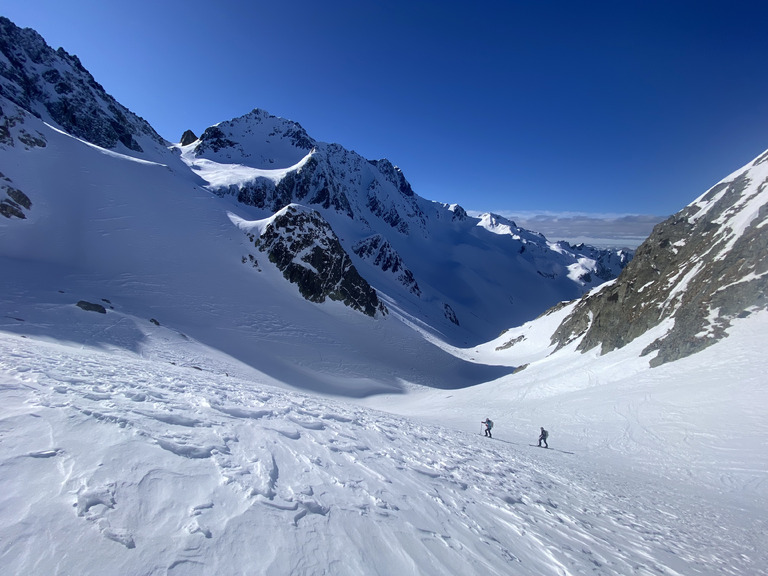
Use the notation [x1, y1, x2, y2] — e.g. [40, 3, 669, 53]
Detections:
[4, 0, 768, 218]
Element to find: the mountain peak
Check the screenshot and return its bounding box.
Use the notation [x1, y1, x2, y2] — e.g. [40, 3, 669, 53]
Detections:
[194, 109, 315, 169]
[1, 16, 633, 344]
[180, 129, 198, 146]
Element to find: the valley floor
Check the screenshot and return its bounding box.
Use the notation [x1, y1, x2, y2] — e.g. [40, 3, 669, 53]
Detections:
[1, 328, 765, 576]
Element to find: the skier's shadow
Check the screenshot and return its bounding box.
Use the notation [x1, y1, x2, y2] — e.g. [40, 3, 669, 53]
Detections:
[528, 444, 574, 454]
[478, 435, 575, 455]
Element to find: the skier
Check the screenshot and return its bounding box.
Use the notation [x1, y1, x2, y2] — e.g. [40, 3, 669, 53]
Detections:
[537, 426, 549, 448]
[482, 418, 493, 438]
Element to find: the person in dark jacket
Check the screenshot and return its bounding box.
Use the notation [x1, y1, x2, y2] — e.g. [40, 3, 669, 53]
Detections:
[482, 418, 493, 438]
[538, 427, 549, 448]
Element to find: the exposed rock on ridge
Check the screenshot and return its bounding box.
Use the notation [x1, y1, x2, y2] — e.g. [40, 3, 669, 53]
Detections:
[180, 130, 198, 146]
[185, 109, 634, 335]
[0, 17, 165, 154]
[191, 110, 426, 235]
[0, 13, 635, 334]
[551, 149, 768, 366]
[231, 154, 355, 220]
[353, 235, 421, 297]
[250, 205, 387, 318]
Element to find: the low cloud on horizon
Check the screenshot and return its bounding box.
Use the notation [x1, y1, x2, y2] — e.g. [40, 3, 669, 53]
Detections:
[470, 211, 668, 249]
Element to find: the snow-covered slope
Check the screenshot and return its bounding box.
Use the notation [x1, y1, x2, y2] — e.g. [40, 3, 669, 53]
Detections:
[1, 297, 765, 576]
[0, 101, 513, 396]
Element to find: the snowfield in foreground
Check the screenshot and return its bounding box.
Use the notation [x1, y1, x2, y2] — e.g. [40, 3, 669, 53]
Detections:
[1, 304, 766, 575]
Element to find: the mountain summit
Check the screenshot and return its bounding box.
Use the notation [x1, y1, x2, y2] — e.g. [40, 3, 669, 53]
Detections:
[177, 108, 632, 342]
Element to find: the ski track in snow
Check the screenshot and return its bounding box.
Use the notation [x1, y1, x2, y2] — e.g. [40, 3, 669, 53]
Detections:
[1, 333, 764, 576]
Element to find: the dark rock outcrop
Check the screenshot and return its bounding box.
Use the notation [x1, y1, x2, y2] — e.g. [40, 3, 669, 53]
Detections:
[0, 170, 32, 219]
[76, 300, 107, 314]
[251, 205, 387, 317]
[180, 130, 198, 146]
[229, 155, 355, 220]
[353, 235, 421, 296]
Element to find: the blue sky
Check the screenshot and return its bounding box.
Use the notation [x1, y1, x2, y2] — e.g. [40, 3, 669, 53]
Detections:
[4, 0, 768, 223]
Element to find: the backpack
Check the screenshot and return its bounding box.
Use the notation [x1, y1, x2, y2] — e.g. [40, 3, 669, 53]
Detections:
[487, 419, 494, 429]
[542, 429, 548, 439]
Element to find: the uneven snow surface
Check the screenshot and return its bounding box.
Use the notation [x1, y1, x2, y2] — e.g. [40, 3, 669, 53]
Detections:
[1, 307, 766, 575]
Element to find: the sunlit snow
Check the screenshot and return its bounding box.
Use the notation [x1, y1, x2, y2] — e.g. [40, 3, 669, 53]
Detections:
[1, 95, 766, 576]
[180, 144, 314, 187]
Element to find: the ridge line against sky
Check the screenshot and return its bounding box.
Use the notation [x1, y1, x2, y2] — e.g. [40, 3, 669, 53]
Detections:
[3, 0, 767, 241]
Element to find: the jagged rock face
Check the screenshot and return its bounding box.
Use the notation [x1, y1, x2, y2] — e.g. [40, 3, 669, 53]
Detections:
[369, 159, 414, 197]
[0, 99, 47, 151]
[232, 155, 356, 219]
[0, 179, 32, 219]
[252, 205, 386, 317]
[551, 150, 768, 366]
[0, 101, 40, 219]
[449, 204, 469, 221]
[193, 110, 426, 234]
[180, 130, 198, 146]
[353, 235, 421, 296]
[0, 17, 165, 153]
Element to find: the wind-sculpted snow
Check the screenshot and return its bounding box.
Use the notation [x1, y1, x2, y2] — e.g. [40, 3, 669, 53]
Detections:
[1, 330, 764, 576]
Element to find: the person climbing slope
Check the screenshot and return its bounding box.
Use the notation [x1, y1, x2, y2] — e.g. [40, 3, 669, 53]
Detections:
[537, 426, 549, 448]
[482, 418, 493, 438]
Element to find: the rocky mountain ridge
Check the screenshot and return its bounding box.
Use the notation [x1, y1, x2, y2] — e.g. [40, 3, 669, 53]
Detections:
[549, 149, 768, 366]
[0, 17, 168, 158]
[179, 109, 633, 340]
